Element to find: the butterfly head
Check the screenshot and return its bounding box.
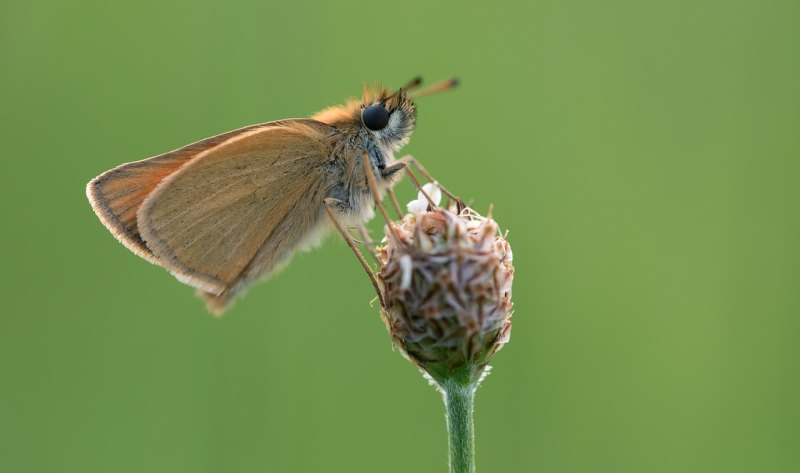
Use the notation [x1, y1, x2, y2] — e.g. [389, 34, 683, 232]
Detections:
[313, 83, 417, 152]
[312, 77, 458, 152]
[358, 86, 417, 151]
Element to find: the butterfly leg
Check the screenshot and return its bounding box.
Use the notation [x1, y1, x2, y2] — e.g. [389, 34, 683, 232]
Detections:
[384, 188, 404, 219]
[378, 163, 406, 218]
[361, 153, 407, 246]
[379, 160, 439, 210]
[380, 162, 406, 182]
[324, 198, 384, 305]
[396, 155, 461, 204]
[355, 222, 380, 262]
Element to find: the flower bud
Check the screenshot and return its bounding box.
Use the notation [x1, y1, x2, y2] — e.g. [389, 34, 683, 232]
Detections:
[377, 198, 514, 384]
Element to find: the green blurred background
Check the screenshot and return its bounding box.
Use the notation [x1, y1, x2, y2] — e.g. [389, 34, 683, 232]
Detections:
[2, 0, 799, 471]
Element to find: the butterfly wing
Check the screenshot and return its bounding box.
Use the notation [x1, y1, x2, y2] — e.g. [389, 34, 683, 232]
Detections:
[87, 122, 276, 263]
[136, 119, 338, 312]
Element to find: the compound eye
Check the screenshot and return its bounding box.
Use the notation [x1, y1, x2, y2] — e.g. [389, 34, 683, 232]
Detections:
[361, 103, 389, 131]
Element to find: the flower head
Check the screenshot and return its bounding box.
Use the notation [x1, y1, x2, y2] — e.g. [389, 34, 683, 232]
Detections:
[376, 187, 514, 384]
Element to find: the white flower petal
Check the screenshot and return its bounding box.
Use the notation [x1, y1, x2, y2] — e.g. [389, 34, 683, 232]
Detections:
[406, 198, 428, 215]
[406, 182, 442, 216]
[420, 182, 442, 207]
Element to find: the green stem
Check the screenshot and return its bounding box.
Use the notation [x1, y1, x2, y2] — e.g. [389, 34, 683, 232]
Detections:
[441, 379, 476, 473]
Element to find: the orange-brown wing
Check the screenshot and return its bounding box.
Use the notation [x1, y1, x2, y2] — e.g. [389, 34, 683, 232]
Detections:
[86, 122, 279, 262]
[136, 120, 336, 296]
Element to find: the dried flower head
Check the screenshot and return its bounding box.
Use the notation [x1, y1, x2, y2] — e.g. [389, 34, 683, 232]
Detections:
[376, 185, 514, 384]
[326, 159, 515, 472]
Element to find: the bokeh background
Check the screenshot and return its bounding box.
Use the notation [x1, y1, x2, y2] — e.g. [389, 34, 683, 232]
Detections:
[2, 0, 799, 472]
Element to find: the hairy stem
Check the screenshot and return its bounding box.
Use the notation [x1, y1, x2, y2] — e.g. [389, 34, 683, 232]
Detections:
[441, 378, 477, 473]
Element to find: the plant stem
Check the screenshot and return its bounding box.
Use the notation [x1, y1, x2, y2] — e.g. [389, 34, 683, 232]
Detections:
[441, 378, 476, 473]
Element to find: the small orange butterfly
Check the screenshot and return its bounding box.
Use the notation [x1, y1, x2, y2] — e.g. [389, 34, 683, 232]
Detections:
[87, 77, 457, 314]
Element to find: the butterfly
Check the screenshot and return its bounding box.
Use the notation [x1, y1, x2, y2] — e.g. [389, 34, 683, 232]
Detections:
[86, 76, 457, 314]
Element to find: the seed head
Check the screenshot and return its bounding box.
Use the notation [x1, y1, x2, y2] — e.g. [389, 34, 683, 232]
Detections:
[377, 186, 514, 384]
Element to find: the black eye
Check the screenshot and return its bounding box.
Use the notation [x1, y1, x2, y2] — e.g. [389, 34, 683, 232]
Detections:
[361, 103, 389, 131]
